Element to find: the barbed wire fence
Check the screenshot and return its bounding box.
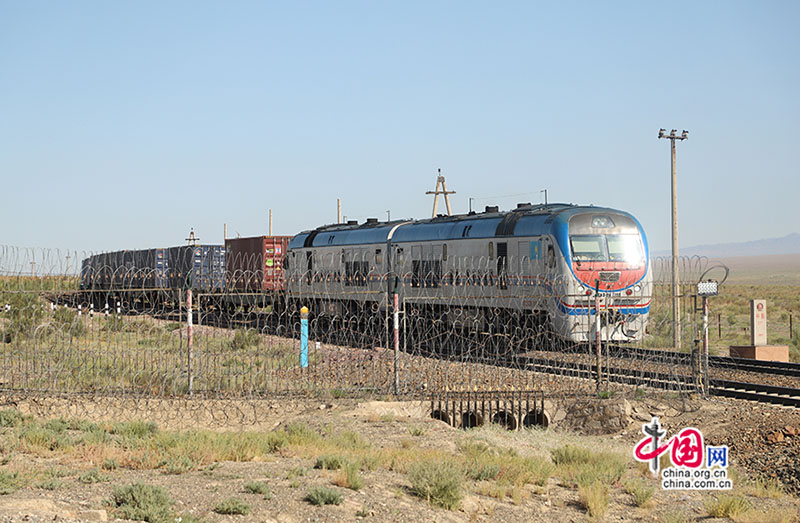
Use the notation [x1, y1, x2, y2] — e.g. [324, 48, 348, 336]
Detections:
[0, 245, 792, 427]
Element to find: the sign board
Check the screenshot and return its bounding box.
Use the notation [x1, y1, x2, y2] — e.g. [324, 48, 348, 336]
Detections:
[750, 299, 767, 346]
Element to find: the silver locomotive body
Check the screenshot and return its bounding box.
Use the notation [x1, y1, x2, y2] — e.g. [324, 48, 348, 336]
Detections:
[285, 204, 651, 342]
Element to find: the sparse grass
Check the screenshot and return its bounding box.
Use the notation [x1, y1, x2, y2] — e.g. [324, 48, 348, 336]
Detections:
[162, 455, 196, 475]
[243, 481, 270, 496]
[315, 454, 346, 470]
[77, 467, 106, 484]
[659, 511, 691, 523]
[704, 493, 752, 519]
[733, 507, 799, 523]
[408, 459, 464, 510]
[408, 425, 425, 437]
[36, 478, 63, 490]
[578, 481, 610, 519]
[551, 444, 626, 488]
[744, 476, 784, 499]
[214, 497, 251, 515]
[0, 409, 27, 428]
[333, 462, 364, 490]
[0, 470, 22, 495]
[231, 328, 260, 351]
[551, 444, 591, 465]
[305, 486, 343, 506]
[287, 466, 308, 479]
[112, 420, 159, 438]
[624, 478, 655, 507]
[111, 483, 173, 523]
[459, 439, 554, 487]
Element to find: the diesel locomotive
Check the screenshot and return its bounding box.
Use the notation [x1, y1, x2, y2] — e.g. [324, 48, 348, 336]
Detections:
[285, 203, 651, 342]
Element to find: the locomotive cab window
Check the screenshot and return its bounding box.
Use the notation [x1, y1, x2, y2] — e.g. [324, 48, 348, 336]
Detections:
[570, 235, 606, 261]
[607, 235, 644, 264]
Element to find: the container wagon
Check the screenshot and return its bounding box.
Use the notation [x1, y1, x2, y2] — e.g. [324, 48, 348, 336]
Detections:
[81, 245, 225, 292]
[225, 235, 291, 292]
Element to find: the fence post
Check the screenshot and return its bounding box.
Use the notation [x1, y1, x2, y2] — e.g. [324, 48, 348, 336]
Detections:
[187, 288, 193, 396]
[702, 296, 709, 398]
[393, 292, 400, 395]
[300, 306, 309, 368]
[594, 280, 601, 392]
[790, 313, 793, 339]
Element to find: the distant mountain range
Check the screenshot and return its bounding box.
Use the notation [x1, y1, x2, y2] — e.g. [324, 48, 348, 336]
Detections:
[652, 233, 800, 258]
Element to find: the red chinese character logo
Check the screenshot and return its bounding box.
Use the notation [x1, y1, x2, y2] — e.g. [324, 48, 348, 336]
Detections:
[671, 428, 704, 468]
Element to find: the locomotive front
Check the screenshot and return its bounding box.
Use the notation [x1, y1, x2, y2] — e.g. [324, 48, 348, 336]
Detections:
[554, 209, 651, 342]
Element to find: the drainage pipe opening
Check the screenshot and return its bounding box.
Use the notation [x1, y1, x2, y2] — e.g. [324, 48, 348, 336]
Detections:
[522, 409, 550, 428]
[431, 409, 451, 425]
[491, 410, 518, 431]
[461, 411, 484, 429]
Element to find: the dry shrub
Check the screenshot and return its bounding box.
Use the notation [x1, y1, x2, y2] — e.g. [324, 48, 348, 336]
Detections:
[578, 481, 609, 519]
[408, 459, 464, 510]
[704, 493, 751, 519]
[333, 462, 364, 490]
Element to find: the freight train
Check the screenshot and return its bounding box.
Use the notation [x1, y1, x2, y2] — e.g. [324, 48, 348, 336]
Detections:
[79, 203, 651, 342]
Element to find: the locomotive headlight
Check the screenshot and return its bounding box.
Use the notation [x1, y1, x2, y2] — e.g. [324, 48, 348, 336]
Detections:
[634, 285, 641, 292]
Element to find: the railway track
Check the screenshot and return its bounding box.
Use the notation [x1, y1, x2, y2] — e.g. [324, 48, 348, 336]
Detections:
[560, 343, 800, 378]
[511, 354, 800, 409]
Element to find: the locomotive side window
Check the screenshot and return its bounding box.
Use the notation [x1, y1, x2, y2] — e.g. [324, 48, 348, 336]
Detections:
[547, 245, 556, 269]
[488, 242, 494, 260]
[518, 241, 528, 274]
[442, 244, 448, 261]
[344, 250, 369, 287]
[497, 242, 508, 289]
[375, 248, 382, 265]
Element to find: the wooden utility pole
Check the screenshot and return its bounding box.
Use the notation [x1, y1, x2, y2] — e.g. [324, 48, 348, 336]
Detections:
[425, 168, 456, 218]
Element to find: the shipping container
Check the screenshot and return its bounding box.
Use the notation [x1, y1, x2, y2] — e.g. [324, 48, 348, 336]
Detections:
[225, 236, 291, 291]
[81, 245, 225, 291]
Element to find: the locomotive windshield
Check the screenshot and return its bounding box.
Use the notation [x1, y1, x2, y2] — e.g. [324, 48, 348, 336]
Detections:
[570, 234, 644, 264]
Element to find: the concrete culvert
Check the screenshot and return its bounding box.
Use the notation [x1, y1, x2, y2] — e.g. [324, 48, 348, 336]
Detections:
[431, 410, 451, 425]
[461, 411, 484, 429]
[491, 410, 518, 431]
[522, 409, 550, 428]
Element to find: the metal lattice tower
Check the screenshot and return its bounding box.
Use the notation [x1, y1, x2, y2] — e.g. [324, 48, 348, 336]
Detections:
[425, 168, 456, 218]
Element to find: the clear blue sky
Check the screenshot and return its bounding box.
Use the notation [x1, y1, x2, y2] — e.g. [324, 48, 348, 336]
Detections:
[2, 1, 798, 254]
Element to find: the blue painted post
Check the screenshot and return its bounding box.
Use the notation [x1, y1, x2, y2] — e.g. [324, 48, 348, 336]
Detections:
[300, 306, 309, 368]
